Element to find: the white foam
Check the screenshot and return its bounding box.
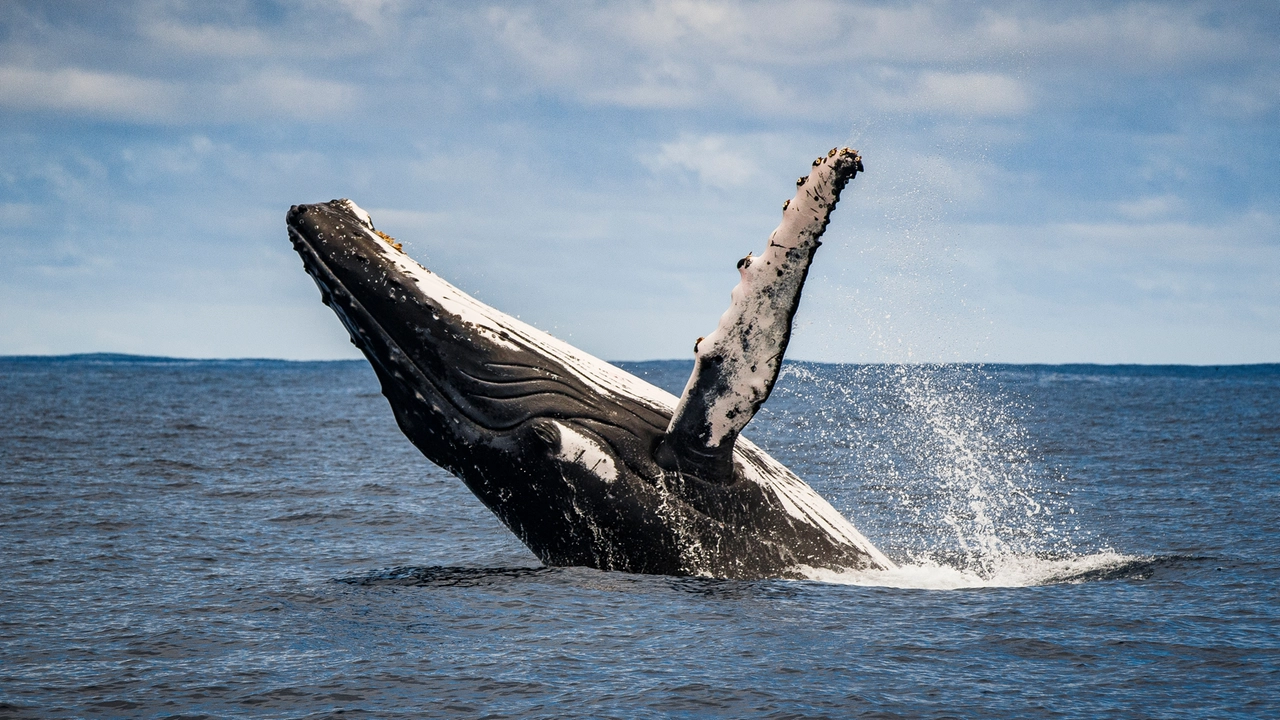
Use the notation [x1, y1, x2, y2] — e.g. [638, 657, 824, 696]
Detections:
[797, 551, 1140, 589]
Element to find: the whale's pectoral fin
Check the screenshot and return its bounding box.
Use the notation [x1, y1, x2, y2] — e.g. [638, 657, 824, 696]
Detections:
[656, 148, 864, 483]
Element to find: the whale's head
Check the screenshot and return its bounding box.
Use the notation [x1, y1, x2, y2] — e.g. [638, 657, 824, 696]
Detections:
[286, 200, 698, 567]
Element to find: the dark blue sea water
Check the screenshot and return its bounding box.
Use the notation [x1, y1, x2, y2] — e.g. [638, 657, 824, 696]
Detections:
[1, 355, 1277, 718]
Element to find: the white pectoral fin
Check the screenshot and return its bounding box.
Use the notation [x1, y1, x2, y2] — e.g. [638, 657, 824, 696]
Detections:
[659, 148, 864, 482]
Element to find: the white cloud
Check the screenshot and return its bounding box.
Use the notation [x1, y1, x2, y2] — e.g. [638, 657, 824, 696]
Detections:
[141, 21, 274, 57]
[584, 67, 703, 110]
[332, 0, 403, 28]
[0, 65, 180, 121]
[1114, 195, 1186, 221]
[6, 1, 1267, 126]
[917, 72, 1030, 116]
[216, 70, 361, 119]
[478, 0, 1267, 117]
[0, 202, 37, 225]
[1203, 73, 1280, 119]
[486, 7, 586, 87]
[961, 211, 1280, 301]
[0, 63, 360, 123]
[871, 71, 1032, 117]
[642, 134, 762, 189]
[621, 0, 737, 47]
[976, 4, 1258, 70]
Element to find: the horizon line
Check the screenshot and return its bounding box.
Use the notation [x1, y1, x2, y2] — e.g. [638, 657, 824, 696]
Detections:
[2, 352, 1278, 369]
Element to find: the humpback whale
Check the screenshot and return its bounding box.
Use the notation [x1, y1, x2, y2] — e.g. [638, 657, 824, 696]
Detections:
[286, 147, 893, 579]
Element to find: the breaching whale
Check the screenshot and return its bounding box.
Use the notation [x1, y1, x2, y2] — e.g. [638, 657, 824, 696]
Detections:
[286, 147, 893, 579]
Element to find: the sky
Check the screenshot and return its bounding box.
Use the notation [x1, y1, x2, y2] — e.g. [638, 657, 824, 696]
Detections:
[1, 0, 1277, 364]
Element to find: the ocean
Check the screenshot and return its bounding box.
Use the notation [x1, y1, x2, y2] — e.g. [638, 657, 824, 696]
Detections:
[1, 355, 1277, 718]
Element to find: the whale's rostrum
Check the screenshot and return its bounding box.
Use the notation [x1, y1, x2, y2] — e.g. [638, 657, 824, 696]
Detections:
[286, 147, 893, 579]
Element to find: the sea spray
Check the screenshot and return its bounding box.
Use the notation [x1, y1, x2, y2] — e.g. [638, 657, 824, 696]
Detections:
[761, 362, 1123, 587]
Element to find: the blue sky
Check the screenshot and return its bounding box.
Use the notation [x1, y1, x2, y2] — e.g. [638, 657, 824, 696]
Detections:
[2, 1, 1277, 363]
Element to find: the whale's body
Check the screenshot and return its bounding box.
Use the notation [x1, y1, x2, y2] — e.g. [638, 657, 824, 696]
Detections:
[287, 148, 892, 579]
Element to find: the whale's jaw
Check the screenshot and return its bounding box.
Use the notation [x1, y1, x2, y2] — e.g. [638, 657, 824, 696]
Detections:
[285, 149, 894, 579]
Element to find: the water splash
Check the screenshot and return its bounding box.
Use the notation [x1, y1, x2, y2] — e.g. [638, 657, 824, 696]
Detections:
[766, 362, 1121, 588]
[873, 364, 1071, 570]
